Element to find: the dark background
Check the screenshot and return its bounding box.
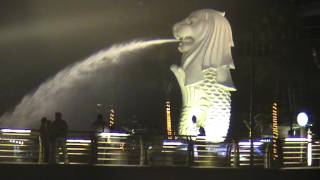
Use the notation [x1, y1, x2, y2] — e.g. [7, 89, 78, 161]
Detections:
[0, 0, 319, 139]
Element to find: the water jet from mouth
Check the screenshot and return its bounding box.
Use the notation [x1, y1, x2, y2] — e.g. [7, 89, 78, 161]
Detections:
[0, 39, 178, 129]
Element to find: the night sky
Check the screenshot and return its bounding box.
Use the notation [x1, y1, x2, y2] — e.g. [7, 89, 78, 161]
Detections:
[0, 0, 319, 138]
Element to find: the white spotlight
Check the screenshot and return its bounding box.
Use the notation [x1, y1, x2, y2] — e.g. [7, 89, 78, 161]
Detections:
[297, 112, 308, 127]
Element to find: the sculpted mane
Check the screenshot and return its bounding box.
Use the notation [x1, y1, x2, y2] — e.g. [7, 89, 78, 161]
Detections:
[181, 9, 235, 90]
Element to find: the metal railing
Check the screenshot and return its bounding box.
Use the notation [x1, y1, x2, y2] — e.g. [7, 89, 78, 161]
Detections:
[0, 129, 39, 163]
[1, 128, 320, 168]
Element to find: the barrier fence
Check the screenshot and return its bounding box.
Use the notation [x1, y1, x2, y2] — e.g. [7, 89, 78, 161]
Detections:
[0, 128, 319, 168]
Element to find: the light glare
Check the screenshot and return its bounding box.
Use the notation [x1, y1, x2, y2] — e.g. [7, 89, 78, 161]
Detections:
[297, 112, 308, 126]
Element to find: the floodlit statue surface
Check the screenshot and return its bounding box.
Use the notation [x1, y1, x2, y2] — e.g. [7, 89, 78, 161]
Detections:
[171, 9, 236, 142]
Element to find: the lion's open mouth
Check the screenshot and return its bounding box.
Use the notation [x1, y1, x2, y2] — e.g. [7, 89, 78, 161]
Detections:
[177, 36, 194, 43]
[177, 36, 194, 48]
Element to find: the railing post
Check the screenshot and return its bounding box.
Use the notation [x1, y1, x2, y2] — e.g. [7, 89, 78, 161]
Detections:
[139, 135, 145, 165]
[38, 135, 43, 163]
[264, 143, 271, 168]
[90, 132, 98, 164]
[186, 137, 194, 166]
[232, 140, 239, 167]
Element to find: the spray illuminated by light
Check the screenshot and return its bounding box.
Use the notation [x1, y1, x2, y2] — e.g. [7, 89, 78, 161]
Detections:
[0, 39, 178, 127]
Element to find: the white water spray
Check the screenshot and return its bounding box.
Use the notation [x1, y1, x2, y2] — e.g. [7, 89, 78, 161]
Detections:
[0, 39, 178, 128]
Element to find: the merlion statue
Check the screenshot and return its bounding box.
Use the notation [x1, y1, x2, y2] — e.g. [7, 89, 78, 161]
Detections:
[171, 9, 236, 142]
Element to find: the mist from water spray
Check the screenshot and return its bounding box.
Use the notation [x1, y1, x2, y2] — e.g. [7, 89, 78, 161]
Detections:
[0, 39, 178, 128]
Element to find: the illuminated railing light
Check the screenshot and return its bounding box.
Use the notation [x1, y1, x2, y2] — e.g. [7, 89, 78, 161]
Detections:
[260, 139, 271, 143]
[0, 155, 27, 158]
[0, 129, 31, 133]
[285, 138, 308, 142]
[97, 147, 123, 150]
[0, 144, 27, 147]
[66, 139, 91, 143]
[97, 158, 125, 161]
[238, 150, 251, 152]
[162, 141, 184, 146]
[285, 141, 308, 144]
[282, 146, 307, 149]
[162, 145, 178, 149]
[197, 155, 217, 158]
[66, 147, 88, 151]
[0, 138, 29, 141]
[238, 141, 262, 146]
[283, 151, 305, 154]
[1, 133, 31, 136]
[97, 152, 122, 155]
[194, 160, 212, 163]
[97, 141, 123, 144]
[9, 139, 24, 145]
[161, 150, 175, 153]
[66, 152, 89, 155]
[98, 132, 130, 137]
[239, 163, 250, 166]
[283, 156, 305, 159]
[66, 143, 90, 146]
[283, 162, 304, 165]
[0, 149, 26, 153]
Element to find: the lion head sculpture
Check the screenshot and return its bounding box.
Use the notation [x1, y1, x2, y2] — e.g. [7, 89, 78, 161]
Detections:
[173, 9, 236, 90]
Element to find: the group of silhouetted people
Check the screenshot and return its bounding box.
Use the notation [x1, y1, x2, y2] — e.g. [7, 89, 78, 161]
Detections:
[39, 112, 68, 164]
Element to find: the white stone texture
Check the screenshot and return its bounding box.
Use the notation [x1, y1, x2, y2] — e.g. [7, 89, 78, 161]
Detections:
[171, 9, 235, 142]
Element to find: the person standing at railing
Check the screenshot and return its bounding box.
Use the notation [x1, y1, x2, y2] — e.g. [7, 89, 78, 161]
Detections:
[39, 117, 51, 163]
[191, 116, 199, 138]
[92, 114, 106, 133]
[185, 116, 198, 166]
[49, 112, 69, 164]
[199, 126, 206, 136]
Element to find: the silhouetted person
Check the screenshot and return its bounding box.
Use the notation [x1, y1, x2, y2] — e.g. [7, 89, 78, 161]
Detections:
[197, 126, 206, 154]
[192, 115, 197, 124]
[50, 112, 68, 164]
[92, 114, 105, 133]
[186, 116, 198, 165]
[191, 115, 198, 137]
[187, 136, 194, 166]
[199, 126, 206, 136]
[39, 117, 50, 163]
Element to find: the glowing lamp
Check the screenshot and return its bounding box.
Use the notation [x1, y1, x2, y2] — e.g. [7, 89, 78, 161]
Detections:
[297, 112, 308, 127]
